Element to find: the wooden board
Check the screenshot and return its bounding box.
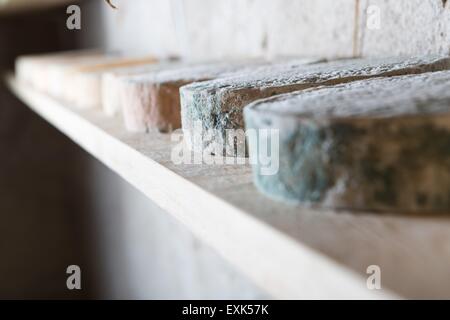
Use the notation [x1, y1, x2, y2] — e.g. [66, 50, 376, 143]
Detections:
[12, 74, 450, 299]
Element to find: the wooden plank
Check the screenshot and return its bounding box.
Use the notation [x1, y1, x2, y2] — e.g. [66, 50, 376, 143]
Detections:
[7, 74, 398, 299]
[10, 73, 450, 298]
[244, 71, 450, 213]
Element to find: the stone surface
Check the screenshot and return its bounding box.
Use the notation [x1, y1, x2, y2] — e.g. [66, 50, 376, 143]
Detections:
[101, 61, 182, 117]
[245, 70, 450, 212]
[181, 55, 450, 156]
[91, 0, 355, 60]
[265, 0, 356, 58]
[119, 60, 278, 133]
[92, 0, 450, 60]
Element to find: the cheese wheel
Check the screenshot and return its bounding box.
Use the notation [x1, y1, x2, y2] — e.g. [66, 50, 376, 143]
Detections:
[244, 70, 450, 213]
[181, 55, 450, 157]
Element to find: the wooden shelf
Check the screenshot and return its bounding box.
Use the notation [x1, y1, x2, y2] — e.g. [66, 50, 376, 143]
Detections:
[13, 74, 447, 299]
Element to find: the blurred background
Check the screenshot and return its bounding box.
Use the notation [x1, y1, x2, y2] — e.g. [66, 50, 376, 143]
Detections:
[0, 0, 449, 299]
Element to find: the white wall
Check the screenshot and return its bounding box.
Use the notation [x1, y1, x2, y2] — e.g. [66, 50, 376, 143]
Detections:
[85, 0, 450, 60]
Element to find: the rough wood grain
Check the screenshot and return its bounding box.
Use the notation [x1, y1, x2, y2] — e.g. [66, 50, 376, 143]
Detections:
[181, 55, 450, 156]
[245, 70, 450, 213]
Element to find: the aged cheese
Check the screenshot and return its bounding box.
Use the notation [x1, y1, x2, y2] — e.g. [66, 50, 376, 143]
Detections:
[118, 60, 315, 133]
[244, 70, 450, 213]
[46, 54, 122, 99]
[65, 56, 158, 109]
[180, 55, 450, 156]
[101, 61, 182, 117]
[15, 49, 104, 92]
